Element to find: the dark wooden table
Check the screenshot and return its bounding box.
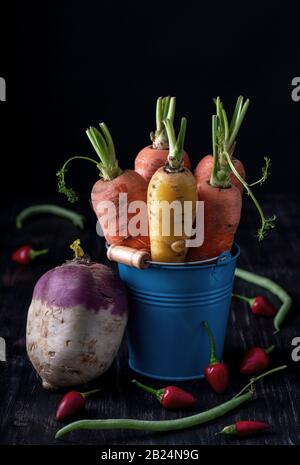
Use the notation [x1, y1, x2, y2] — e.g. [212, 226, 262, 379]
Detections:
[0, 194, 299, 445]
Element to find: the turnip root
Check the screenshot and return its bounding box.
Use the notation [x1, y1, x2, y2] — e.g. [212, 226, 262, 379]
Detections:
[26, 241, 128, 390]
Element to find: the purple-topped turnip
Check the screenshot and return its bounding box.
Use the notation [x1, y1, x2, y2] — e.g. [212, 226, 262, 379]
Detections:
[26, 240, 128, 390]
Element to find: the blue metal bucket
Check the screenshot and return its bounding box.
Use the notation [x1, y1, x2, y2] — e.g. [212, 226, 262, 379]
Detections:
[117, 243, 240, 381]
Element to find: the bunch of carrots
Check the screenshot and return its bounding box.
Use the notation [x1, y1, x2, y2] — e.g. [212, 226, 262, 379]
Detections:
[57, 95, 275, 263]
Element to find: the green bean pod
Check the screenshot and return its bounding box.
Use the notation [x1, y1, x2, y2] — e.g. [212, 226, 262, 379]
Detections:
[56, 392, 252, 438]
[16, 204, 85, 229]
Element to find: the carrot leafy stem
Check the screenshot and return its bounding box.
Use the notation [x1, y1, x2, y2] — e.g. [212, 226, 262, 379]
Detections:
[210, 96, 249, 188]
[223, 151, 276, 240]
[249, 157, 271, 187]
[57, 156, 99, 203]
[257, 214, 277, 241]
[57, 123, 122, 202]
[57, 168, 78, 203]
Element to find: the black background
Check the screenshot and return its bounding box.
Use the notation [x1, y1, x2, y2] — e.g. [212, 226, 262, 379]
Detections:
[1, 0, 300, 202]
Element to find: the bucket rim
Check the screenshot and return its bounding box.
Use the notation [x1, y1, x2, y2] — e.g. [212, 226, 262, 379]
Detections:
[145, 242, 240, 269]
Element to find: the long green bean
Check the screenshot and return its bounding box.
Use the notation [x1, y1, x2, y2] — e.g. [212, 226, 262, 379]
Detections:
[16, 204, 85, 229]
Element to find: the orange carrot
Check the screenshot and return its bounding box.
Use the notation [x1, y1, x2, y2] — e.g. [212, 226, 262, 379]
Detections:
[135, 97, 190, 183]
[57, 123, 149, 250]
[195, 154, 245, 194]
[194, 97, 271, 194]
[187, 111, 275, 261]
[91, 169, 149, 248]
[187, 180, 242, 261]
[194, 96, 248, 194]
[187, 113, 242, 261]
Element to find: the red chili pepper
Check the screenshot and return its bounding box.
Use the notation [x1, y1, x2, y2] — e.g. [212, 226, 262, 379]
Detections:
[11, 245, 48, 265]
[233, 293, 277, 317]
[218, 420, 271, 437]
[240, 345, 275, 374]
[202, 321, 229, 393]
[131, 380, 197, 409]
[56, 388, 101, 422]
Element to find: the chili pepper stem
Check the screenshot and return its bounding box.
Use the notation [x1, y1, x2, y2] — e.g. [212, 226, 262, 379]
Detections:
[28, 248, 49, 260]
[202, 321, 218, 364]
[232, 293, 254, 306]
[265, 344, 276, 355]
[80, 388, 101, 399]
[131, 380, 164, 402]
[232, 365, 287, 399]
[218, 424, 236, 435]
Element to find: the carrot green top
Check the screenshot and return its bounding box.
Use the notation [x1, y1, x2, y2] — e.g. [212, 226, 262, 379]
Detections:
[210, 96, 249, 188]
[150, 96, 176, 150]
[163, 117, 187, 171]
[57, 122, 122, 202]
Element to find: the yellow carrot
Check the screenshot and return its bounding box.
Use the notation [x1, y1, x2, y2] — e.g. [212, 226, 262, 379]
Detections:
[147, 117, 197, 262]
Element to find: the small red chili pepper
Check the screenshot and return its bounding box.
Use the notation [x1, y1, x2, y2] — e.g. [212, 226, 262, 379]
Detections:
[56, 388, 101, 422]
[11, 245, 48, 265]
[240, 345, 275, 374]
[233, 293, 277, 317]
[131, 380, 197, 409]
[218, 420, 271, 437]
[202, 321, 229, 393]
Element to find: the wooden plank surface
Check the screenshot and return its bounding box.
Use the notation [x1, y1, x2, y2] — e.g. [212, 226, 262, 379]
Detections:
[0, 194, 299, 445]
